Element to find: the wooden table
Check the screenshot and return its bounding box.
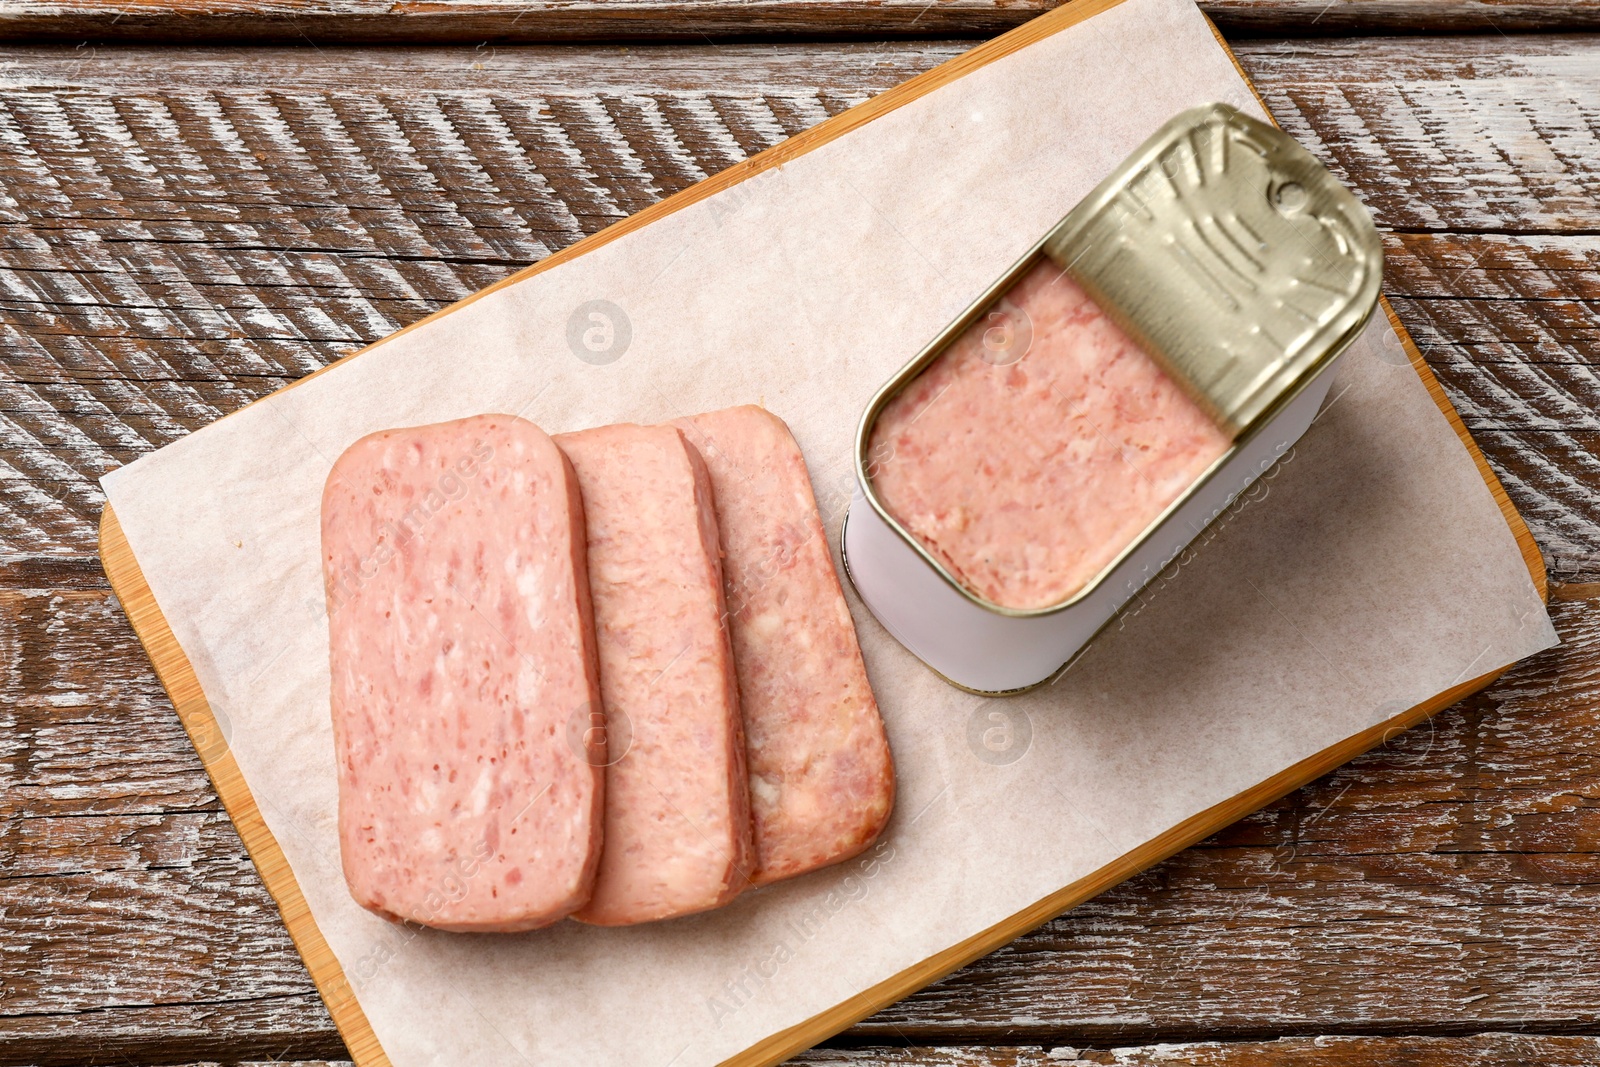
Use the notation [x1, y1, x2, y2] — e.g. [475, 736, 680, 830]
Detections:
[2, 2, 1597, 1064]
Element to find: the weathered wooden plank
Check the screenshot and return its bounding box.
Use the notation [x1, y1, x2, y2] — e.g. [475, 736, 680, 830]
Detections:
[0, 35, 1594, 234]
[3, 587, 1596, 1053]
[0, 855, 320, 1024]
[0, 997, 347, 1067]
[0, 0, 1595, 44]
[0, 591, 215, 817]
[0, 38, 1597, 577]
[1472, 432, 1600, 583]
[1208, 0, 1600, 33]
[829, 1038, 1600, 1066]
[44, 1034, 1600, 1067]
[0, 39, 958, 91]
[1, 30, 1597, 1062]
[1065, 1035, 1600, 1066]
[1242, 36, 1600, 234]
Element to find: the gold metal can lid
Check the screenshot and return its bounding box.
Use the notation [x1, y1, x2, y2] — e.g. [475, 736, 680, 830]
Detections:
[1044, 102, 1384, 436]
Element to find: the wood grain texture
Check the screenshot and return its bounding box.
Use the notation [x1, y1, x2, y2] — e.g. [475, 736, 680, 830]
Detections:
[0, 0, 1596, 43]
[44, 1034, 1600, 1067]
[822, 1038, 1600, 1065]
[85, 7, 1136, 1064]
[4, 590, 1595, 1058]
[84, 3, 1543, 1061]
[1, 36, 1596, 576]
[1, 23, 1596, 1067]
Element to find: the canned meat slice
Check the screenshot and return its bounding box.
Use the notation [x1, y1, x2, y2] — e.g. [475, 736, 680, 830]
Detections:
[322, 414, 603, 932]
[678, 406, 893, 886]
[558, 423, 754, 925]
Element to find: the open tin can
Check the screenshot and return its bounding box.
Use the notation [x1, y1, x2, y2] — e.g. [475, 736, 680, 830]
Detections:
[842, 102, 1384, 694]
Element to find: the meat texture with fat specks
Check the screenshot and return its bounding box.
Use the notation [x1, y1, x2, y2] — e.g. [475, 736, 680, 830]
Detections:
[678, 405, 893, 886]
[321, 413, 604, 932]
[557, 422, 753, 925]
[867, 259, 1232, 610]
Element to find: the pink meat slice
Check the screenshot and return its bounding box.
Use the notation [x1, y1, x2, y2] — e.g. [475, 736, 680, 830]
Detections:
[677, 406, 894, 886]
[867, 259, 1232, 610]
[321, 414, 604, 932]
[556, 423, 753, 925]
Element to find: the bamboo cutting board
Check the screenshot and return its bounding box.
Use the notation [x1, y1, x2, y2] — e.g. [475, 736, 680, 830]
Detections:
[99, 1, 1548, 1063]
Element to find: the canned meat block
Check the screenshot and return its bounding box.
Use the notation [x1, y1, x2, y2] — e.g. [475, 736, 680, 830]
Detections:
[678, 406, 893, 886]
[321, 414, 604, 933]
[867, 259, 1232, 611]
[557, 423, 753, 925]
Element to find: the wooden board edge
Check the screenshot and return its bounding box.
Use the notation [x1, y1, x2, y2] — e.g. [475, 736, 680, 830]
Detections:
[723, 23, 1550, 1062]
[1199, 11, 1547, 599]
[726, 659, 1513, 1067]
[1379, 298, 1547, 599]
[133, 0, 1130, 437]
[97, 484, 1536, 1067]
[98, 506, 392, 1067]
[94, 3, 1550, 1063]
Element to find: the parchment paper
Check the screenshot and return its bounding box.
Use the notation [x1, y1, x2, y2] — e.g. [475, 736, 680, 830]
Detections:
[100, 0, 1557, 1061]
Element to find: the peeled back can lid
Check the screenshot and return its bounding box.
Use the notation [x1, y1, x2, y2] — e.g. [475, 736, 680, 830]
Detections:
[1044, 102, 1384, 437]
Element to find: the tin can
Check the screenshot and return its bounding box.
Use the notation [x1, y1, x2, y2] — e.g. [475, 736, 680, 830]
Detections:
[842, 102, 1384, 694]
